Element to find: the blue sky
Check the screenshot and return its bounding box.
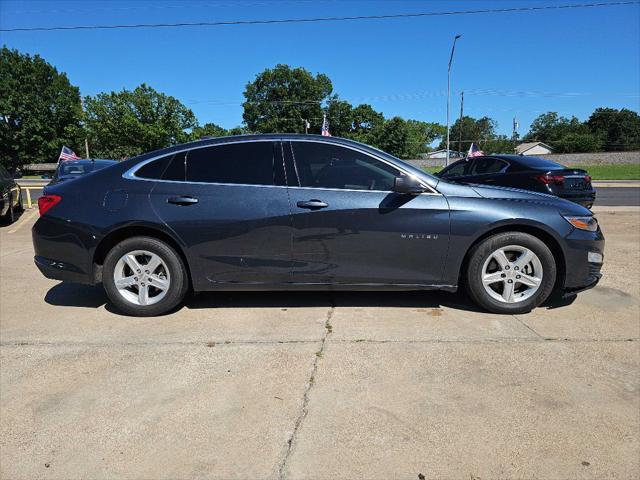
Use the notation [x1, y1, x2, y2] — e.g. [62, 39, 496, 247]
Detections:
[1, 0, 639, 137]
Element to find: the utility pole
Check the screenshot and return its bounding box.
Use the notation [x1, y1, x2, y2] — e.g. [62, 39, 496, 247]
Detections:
[303, 119, 310, 134]
[458, 91, 464, 156]
[445, 34, 461, 166]
[84, 138, 90, 159]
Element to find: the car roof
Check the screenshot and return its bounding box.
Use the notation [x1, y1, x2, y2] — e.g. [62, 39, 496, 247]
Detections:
[474, 154, 565, 170]
[123, 133, 438, 185]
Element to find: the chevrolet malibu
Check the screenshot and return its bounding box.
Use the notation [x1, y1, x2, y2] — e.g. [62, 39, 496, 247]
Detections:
[32, 134, 604, 316]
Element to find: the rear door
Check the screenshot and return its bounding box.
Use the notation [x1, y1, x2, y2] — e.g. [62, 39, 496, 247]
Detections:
[285, 140, 450, 286]
[143, 140, 292, 290]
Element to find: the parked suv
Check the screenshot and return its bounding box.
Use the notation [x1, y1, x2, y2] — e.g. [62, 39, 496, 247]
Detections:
[32, 135, 604, 316]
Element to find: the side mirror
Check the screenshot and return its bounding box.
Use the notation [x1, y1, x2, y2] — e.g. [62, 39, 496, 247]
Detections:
[393, 175, 427, 194]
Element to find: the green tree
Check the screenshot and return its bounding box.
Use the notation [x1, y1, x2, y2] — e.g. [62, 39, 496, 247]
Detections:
[587, 108, 640, 151]
[326, 97, 354, 138]
[190, 122, 228, 141]
[0, 47, 83, 172]
[404, 120, 445, 157]
[480, 136, 516, 154]
[369, 117, 411, 158]
[350, 104, 385, 142]
[242, 64, 332, 133]
[554, 132, 602, 153]
[525, 112, 588, 143]
[84, 84, 197, 158]
[440, 115, 497, 152]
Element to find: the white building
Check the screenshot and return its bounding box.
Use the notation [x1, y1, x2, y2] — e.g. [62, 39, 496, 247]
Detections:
[516, 142, 554, 155]
[422, 149, 465, 159]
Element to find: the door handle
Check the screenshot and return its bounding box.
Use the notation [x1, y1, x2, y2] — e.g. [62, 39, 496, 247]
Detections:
[167, 195, 199, 206]
[297, 199, 328, 210]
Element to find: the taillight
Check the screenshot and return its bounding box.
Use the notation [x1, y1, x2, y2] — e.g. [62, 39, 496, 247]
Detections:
[536, 174, 565, 185]
[38, 194, 62, 216]
[585, 175, 592, 183]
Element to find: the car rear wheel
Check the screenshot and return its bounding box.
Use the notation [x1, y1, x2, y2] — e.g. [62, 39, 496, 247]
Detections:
[103, 236, 189, 317]
[466, 232, 557, 314]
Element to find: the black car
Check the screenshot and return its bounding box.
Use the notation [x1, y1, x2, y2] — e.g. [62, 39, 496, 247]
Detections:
[0, 165, 22, 224]
[48, 159, 118, 186]
[32, 135, 604, 317]
[437, 155, 596, 208]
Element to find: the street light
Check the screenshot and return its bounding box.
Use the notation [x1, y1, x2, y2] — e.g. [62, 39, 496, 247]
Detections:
[446, 34, 461, 166]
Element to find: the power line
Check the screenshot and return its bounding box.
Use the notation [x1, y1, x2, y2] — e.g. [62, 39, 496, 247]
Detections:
[1, 1, 638, 33]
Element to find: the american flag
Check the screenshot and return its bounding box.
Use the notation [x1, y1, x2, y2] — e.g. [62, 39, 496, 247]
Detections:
[59, 146, 80, 161]
[467, 142, 484, 158]
[321, 114, 331, 137]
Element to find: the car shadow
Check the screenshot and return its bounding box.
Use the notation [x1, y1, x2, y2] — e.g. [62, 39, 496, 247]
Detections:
[185, 289, 483, 312]
[43, 282, 578, 316]
[44, 283, 109, 308]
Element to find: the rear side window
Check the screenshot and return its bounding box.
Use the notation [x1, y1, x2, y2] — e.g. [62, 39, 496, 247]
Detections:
[186, 142, 275, 185]
[441, 160, 471, 177]
[291, 141, 399, 191]
[0, 166, 9, 179]
[136, 152, 186, 181]
[471, 157, 508, 175]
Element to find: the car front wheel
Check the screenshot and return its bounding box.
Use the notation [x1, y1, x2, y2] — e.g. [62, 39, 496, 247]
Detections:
[466, 232, 557, 314]
[103, 236, 189, 317]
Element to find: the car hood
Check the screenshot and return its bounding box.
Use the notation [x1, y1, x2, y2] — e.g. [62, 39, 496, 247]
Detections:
[469, 183, 592, 215]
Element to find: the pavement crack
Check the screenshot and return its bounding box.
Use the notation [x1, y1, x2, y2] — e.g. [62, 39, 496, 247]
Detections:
[512, 314, 545, 339]
[277, 300, 335, 480]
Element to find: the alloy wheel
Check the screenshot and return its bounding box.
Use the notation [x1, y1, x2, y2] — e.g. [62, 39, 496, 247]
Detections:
[481, 245, 543, 304]
[113, 250, 171, 306]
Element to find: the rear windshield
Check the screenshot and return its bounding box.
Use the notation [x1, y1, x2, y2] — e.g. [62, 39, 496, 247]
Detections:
[517, 156, 565, 170]
[58, 161, 114, 176]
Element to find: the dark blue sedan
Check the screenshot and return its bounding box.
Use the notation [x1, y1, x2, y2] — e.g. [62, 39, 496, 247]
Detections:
[437, 154, 596, 208]
[32, 135, 604, 316]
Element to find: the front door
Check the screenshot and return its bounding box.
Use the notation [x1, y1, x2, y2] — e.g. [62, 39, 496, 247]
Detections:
[284, 141, 450, 286]
[145, 141, 292, 290]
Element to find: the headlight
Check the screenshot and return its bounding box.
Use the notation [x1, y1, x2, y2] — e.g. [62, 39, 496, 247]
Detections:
[563, 215, 598, 232]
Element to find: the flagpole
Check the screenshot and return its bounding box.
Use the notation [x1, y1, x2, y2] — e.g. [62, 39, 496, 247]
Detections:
[445, 34, 461, 167]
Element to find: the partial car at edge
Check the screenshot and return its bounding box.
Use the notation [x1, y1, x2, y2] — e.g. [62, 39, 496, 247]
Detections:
[47, 159, 118, 186]
[0, 165, 22, 225]
[32, 134, 604, 316]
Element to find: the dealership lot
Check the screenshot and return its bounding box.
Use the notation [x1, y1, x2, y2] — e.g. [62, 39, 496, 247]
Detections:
[1, 209, 638, 479]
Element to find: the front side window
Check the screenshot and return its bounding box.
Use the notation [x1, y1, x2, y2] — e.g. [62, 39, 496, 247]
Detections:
[0, 166, 9, 179]
[290, 142, 399, 191]
[186, 142, 275, 185]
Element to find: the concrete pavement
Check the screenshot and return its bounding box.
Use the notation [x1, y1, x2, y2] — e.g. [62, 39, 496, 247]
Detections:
[0, 209, 638, 479]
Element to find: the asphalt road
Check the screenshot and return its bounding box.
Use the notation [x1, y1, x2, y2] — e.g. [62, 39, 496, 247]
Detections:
[1, 208, 639, 479]
[594, 186, 640, 206]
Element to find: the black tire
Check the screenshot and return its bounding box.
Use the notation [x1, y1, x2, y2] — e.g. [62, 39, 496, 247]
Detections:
[16, 190, 24, 213]
[102, 236, 189, 317]
[465, 232, 557, 314]
[2, 194, 15, 224]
